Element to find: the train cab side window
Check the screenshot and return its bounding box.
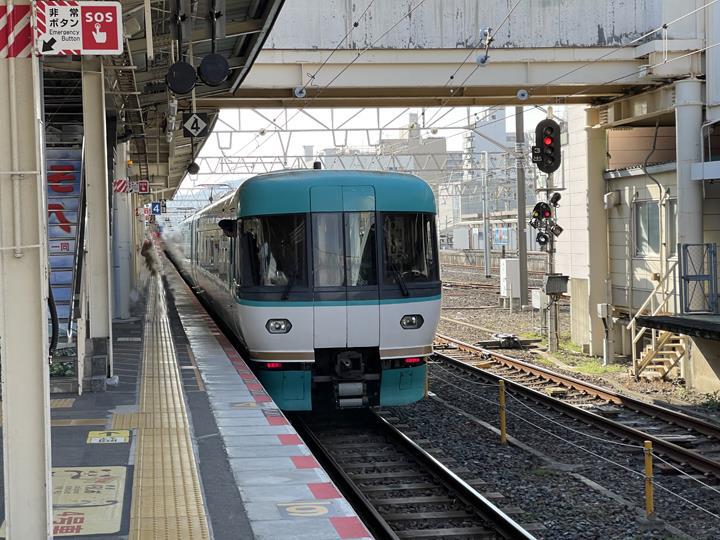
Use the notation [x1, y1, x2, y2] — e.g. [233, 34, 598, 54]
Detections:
[383, 213, 439, 284]
[240, 214, 307, 287]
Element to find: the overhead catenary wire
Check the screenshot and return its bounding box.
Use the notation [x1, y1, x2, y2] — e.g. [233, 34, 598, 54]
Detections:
[230, 0, 429, 160]
[424, 0, 526, 128]
[198, 0, 720, 183]
[427, 0, 720, 129]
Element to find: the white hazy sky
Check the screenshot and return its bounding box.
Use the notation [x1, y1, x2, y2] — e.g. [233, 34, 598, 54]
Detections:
[176, 105, 558, 194]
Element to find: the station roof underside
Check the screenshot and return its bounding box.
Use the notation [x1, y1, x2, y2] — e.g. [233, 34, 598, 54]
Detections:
[43, 0, 285, 199]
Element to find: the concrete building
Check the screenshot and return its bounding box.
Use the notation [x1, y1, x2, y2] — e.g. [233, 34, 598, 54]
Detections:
[557, 76, 720, 392]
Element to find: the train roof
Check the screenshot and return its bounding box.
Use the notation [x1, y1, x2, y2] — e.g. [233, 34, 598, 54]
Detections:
[236, 169, 436, 217]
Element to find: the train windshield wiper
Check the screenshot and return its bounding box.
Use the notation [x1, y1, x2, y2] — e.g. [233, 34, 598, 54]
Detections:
[390, 261, 409, 297]
[281, 273, 295, 300]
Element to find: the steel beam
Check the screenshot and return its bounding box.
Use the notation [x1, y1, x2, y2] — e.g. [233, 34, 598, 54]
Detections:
[0, 0, 53, 533]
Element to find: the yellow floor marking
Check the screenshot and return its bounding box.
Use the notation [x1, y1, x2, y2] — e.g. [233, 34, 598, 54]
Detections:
[186, 345, 206, 391]
[51, 398, 76, 408]
[128, 276, 209, 539]
[87, 430, 130, 443]
[0, 466, 126, 537]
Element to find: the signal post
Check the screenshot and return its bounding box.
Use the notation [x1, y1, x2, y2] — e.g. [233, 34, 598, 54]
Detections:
[530, 114, 566, 353]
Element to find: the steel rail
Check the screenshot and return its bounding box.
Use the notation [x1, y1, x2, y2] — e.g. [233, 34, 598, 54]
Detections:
[292, 410, 535, 540]
[434, 335, 720, 477]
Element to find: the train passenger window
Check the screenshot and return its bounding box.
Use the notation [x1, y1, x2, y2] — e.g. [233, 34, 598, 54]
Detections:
[345, 212, 377, 286]
[240, 214, 307, 287]
[313, 213, 345, 287]
[383, 213, 439, 284]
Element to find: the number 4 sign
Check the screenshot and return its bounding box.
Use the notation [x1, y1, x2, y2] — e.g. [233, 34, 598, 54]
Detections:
[182, 113, 209, 138]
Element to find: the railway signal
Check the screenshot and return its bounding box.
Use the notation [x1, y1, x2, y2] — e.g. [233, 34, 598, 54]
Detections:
[532, 119, 561, 174]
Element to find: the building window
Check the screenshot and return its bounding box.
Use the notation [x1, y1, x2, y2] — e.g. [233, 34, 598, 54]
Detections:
[635, 201, 660, 256]
[667, 199, 677, 256]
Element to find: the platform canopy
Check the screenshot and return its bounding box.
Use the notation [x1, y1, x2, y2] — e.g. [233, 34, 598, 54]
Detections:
[42, 0, 285, 199]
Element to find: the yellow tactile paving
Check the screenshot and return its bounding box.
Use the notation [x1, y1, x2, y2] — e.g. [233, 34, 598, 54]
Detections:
[50, 398, 76, 408]
[127, 276, 210, 540]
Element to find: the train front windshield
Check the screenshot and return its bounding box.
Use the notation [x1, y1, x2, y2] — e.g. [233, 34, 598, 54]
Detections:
[384, 213, 438, 283]
[240, 214, 308, 287]
[238, 211, 437, 289]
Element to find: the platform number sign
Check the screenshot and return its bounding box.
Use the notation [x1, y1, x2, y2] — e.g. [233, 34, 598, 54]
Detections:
[183, 112, 209, 138]
[151, 201, 161, 215]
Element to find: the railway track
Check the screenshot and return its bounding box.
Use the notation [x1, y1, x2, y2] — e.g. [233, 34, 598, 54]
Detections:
[291, 410, 535, 540]
[433, 334, 720, 478]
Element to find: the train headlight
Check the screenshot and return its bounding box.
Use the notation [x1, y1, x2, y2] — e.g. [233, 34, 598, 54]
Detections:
[266, 319, 292, 334]
[400, 314, 424, 330]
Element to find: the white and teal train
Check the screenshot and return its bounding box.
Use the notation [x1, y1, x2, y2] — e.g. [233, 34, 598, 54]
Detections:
[170, 169, 441, 410]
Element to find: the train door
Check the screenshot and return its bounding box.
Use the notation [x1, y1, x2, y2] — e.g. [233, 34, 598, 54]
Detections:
[343, 186, 379, 348]
[310, 185, 380, 350]
[311, 186, 347, 348]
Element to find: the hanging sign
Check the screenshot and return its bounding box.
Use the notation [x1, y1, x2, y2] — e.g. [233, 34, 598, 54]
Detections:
[182, 112, 209, 138]
[35, 1, 123, 56]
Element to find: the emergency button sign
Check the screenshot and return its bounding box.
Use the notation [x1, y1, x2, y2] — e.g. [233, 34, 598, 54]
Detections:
[36, 1, 123, 56]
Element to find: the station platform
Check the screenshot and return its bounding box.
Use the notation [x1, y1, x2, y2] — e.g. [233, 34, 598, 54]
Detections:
[0, 264, 371, 540]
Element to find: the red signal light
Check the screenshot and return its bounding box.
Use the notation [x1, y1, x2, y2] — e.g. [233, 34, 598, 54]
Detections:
[543, 136, 553, 146]
[266, 362, 282, 369]
[543, 210, 551, 218]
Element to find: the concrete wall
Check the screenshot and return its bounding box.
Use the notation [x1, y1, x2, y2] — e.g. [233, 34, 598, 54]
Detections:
[607, 127, 676, 169]
[440, 249, 547, 274]
[704, 182, 720, 246]
[605, 166, 676, 310]
[555, 106, 592, 282]
[266, 1, 673, 50]
[687, 337, 720, 393]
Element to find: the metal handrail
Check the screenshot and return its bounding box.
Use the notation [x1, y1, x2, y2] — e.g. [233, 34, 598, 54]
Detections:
[626, 260, 678, 375]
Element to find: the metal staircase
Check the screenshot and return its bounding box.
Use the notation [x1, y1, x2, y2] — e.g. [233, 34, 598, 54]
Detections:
[627, 260, 688, 380]
[45, 68, 85, 345]
[47, 144, 84, 343]
[636, 330, 687, 380]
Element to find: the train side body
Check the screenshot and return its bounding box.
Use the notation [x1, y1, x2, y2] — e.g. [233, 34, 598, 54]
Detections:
[172, 170, 441, 410]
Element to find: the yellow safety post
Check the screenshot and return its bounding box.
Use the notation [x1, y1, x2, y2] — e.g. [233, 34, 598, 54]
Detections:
[499, 380, 507, 445]
[644, 440, 654, 518]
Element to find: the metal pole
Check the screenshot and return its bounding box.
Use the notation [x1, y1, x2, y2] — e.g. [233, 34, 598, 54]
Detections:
[482, 151, 491, 278]
[0, 0, 54, 532]
[548, 172, 559, 353]
[498, 380, 507, 445]
[515, 106, 529, 306]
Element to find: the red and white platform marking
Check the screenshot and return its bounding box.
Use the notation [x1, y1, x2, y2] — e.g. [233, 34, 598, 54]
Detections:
[169, 267, 372, 540]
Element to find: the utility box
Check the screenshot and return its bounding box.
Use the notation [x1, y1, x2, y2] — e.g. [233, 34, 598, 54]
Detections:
[453, 227, 470, 250]
[532, 289, 548, 309]
[597, 303, 611, 319]
[500, 258, 520, 298]
[543, 273, 568, 295]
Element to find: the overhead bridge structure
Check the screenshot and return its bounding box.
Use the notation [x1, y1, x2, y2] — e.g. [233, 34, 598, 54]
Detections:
[198, 0, 704, 110]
